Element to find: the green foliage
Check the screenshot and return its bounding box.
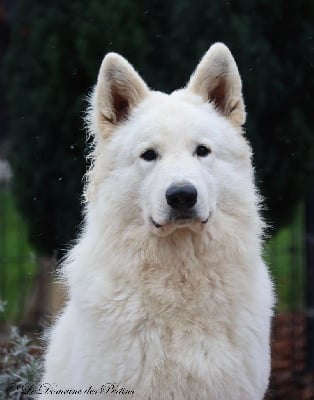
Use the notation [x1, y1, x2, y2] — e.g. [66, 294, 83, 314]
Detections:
[0, 188, 38, 322]
[265, 203, 305, 312]
[6, 1, 86, 255]
[5, 0, 314, 255]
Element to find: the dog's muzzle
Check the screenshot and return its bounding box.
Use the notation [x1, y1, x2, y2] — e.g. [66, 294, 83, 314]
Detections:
[151, 183, 209, 232]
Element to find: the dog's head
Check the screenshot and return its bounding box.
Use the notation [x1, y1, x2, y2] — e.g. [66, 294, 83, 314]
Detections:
[87, 43, 253, 237]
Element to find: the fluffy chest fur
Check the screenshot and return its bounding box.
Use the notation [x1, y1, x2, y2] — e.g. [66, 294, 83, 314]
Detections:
[55, 226, 271, 400]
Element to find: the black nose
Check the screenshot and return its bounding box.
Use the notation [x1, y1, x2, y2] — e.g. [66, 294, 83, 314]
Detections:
[166, 184, 197, 210]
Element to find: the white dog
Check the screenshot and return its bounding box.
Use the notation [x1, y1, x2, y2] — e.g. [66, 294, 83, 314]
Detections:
[39, 43, 274, 400]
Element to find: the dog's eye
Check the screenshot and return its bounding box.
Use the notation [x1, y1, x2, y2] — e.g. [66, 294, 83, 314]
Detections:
[195, 145, 211, 157]
[140, 149, 158, 161]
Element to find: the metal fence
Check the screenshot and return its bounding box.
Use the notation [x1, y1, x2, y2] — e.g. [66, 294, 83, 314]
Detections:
[266, 201, 314, 399]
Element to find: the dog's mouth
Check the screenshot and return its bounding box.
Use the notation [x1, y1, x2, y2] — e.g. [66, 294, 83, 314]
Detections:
[151, 215, 209, 236]
[152, 216, 208, 228]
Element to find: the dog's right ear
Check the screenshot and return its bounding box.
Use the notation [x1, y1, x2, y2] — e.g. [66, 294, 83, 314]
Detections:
[93, 53, 149, 133]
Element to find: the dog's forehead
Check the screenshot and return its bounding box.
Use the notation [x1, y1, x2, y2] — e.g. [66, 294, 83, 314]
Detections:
[131, 91, 222, 142]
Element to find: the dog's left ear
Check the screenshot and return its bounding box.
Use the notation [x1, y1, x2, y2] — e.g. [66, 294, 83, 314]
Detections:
[94, 53, 149, 132]
[187, 43, 246, 127]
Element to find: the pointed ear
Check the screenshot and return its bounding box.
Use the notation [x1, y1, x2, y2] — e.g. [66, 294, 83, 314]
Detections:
[187, 43, 246, 127]
[94, 52, 149, 131]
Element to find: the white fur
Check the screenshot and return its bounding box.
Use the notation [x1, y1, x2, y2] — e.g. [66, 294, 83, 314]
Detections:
[40, 43, 274, 400]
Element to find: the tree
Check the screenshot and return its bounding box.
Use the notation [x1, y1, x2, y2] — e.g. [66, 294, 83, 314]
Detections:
[6, 1, 86, 256]
[6, 0, 314, 260]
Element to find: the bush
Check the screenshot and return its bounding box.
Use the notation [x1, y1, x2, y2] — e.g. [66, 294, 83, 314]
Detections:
[0, 301, 43, 399]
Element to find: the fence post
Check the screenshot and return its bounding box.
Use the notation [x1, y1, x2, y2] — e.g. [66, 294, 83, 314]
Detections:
[305, 195, 314, 371]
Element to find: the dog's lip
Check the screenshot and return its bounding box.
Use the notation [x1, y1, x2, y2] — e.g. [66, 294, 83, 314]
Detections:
[151, 216, 209, 228]
[152, 218, 162, 228]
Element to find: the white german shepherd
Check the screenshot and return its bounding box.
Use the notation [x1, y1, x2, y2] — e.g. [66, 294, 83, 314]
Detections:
[40, 43, 274, 399]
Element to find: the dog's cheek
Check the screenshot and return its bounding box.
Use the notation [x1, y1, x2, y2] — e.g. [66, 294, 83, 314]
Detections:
[142, 171, 170, 225]
[215, 164, 245, 213]
[195, 166, 217, 217]
[136, 170, 157, 223]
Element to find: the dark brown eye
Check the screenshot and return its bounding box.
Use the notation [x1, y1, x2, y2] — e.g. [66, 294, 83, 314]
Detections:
[141, 149, 158, 161]
[196, 145, 211, 157]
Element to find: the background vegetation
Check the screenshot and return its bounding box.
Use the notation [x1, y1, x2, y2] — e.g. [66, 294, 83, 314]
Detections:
[0, 188, 37, 321]
[5, 0, 314, 257]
